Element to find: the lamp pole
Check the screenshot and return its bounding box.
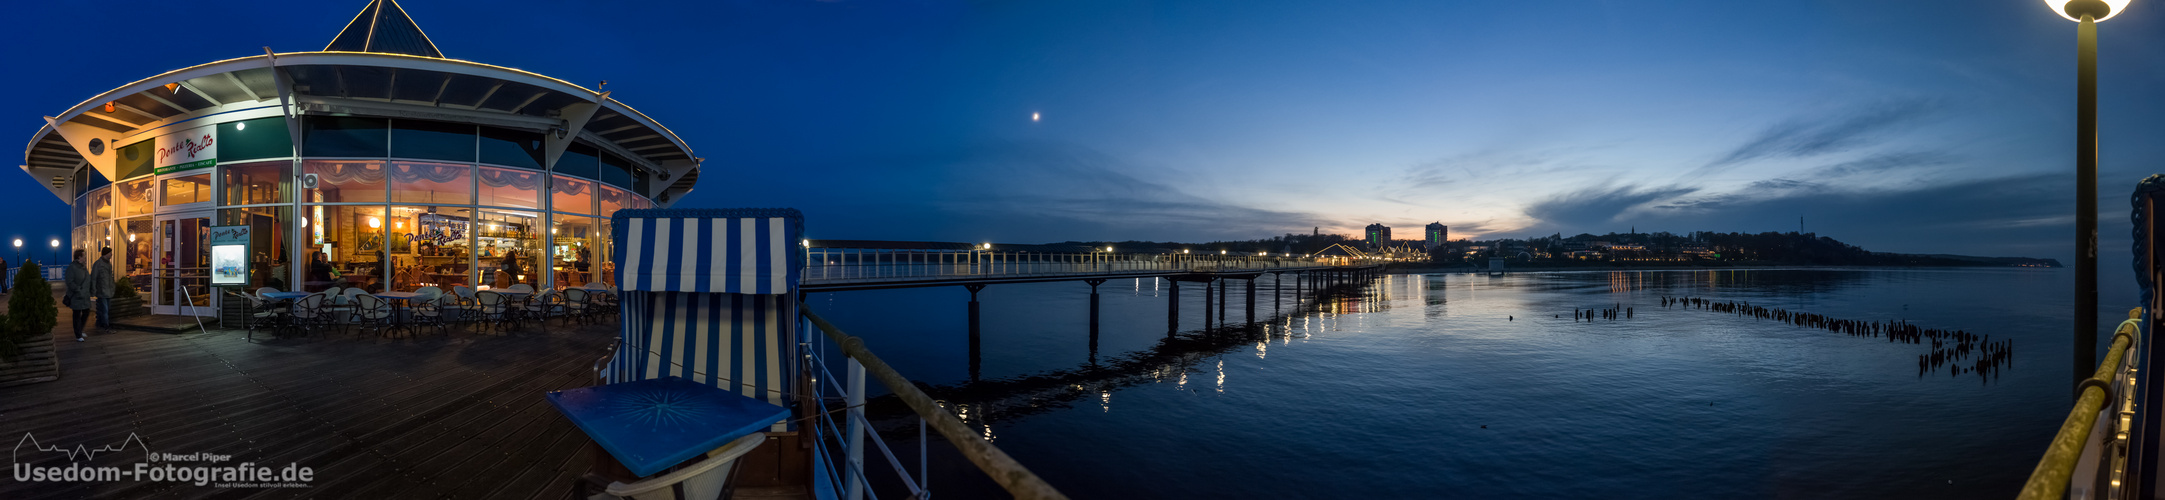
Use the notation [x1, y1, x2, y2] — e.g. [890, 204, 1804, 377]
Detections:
[2051, 0, 2122, 399]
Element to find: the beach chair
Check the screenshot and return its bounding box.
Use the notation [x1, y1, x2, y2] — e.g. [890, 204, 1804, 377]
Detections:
[584, 208, 806, 499]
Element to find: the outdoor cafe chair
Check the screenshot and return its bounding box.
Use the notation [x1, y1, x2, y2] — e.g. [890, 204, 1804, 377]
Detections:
[473, 290, 512, 334]
[563, 288, 591, 325]
[287, 293, 332, 337]
[521, 290, 565, 328]
[351, 294, 394, 338]
[224, 290, 280, 337]
[409, 288, 450, 337]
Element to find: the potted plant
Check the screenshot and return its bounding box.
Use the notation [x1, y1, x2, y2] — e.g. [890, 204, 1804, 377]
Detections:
[107, 276, 145, 318]
[0, 262, 60, 387]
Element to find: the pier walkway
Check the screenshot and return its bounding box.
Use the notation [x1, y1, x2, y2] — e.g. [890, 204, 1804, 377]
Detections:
[802, 243, 1369, 292]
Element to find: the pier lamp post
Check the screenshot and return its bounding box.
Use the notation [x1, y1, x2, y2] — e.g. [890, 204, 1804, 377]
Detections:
[49, 239, 59, 264]
[2045, 0, 2130, 397]
[11, 238, 19, 265]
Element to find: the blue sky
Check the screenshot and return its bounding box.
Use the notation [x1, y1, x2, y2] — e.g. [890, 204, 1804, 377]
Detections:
[9, 0, 2165, 268]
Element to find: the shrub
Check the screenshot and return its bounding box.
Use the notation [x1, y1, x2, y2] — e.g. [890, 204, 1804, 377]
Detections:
[113, 276, 137, 300]
[8, 262, 57, 343]
[0, 313, 15, 362]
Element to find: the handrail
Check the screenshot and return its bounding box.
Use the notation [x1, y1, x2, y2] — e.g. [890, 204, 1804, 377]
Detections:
[802, 306, 1071, 500]
[2018, 308, 2144, 500]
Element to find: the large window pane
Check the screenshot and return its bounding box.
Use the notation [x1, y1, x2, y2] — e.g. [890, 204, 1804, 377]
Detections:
[477, 166, 540, 209]
[389, 206, 473, 292]
[119, 217, 153, 296]
[160, 174, 211, 206]
[302, 116, 388, 157]
[391, 162, 474, 205]
[550, 215, 599, 288]
[303, 160, 387, 203]
[597, 186, 626, 218]
[219, 117, 292, 162]
[478, 126, 543, 169]
[218, 206, 292, 291]
[476, 210, 540, 289]
[391, 120, 476, 162]
[116, 141, 155, 180]
[598, 217, 615, 287]
[304, 205, 386, 292]
[557, 143, 600, 180]
[552, 175, 594, 215]
[84, 187, 112, 224]
[602, 153, 634, 189]
[221, 161, 289, 205]
[115, 178, 154, 218]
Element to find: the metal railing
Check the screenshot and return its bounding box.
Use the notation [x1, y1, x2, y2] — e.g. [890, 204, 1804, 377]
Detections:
[2020, 308, 2144, 500]
[805, 248, 1336, 283]
[802, 305, 1069, 500]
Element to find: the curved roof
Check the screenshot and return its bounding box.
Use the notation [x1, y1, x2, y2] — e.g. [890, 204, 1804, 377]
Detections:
[23, 0, 701, 204]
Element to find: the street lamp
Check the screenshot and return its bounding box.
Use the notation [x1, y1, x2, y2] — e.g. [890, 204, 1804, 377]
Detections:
[2045, 0, 2130, 396]
[49, 239, 59, 264]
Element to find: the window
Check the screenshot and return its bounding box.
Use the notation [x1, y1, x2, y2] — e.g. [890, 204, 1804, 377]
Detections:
[160, 174, 212, 206]
[475, 210, 541, 289]
[116, 141, 155, 180]
[217, 206, 292, 290]
[477, 166, 540, 209]
[83, 187, 112, 224]
[557, 143, 600, 180]
[115, 178, 154, 217]
[221, 161, 289, 206]
[302, 116, 389, 157]
[551, 214, 599, 288]
[303, 160, 387, 203]
[390, 206, 473, 291]
[218, 117, 292, 162]
[390, 162, 473, 205]
[303, 205, 387, 292]
[478, 126, 543, 169]
[552, 175, 594, 215]
[604, 153, 635, 190]
[391, 120, 476, 162]
[597, 186, 626, 218]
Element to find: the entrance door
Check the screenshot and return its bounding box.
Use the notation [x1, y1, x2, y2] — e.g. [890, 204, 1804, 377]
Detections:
[154, 211, 214, 316]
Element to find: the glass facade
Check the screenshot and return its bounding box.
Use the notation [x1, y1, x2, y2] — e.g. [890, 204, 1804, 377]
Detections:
[69, 116, 662, 314]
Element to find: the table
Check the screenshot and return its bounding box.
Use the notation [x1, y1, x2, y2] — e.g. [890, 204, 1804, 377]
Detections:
[545, 376, 790, 477]
[258, 291, 313, 337]
[375, 291, 424, 336]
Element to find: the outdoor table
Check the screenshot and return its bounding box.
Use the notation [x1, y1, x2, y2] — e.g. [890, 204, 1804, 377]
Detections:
[375, 291, 424, 336]
[259, 291, 312, 337]
[492, 290, 533, 326]
[545, 376, 789, 477]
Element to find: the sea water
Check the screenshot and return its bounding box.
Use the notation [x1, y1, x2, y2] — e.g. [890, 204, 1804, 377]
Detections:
[807, 268, 2112, 498]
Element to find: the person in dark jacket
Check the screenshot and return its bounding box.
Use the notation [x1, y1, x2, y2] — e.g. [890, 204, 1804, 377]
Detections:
[64, 249, 91, 342]
[92, 247, 114, 333]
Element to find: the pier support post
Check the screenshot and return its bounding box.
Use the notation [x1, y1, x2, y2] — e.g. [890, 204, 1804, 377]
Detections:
[966, 284, 985, 382]
[1272, 272, 1282, 316]
[1168, 280, 1180, 337]
[1245, 277, 1256, 327]
[1085, 279, 1106, 365]
[1204, 278, 1215, 332]
[1217, 278, 1227, 326]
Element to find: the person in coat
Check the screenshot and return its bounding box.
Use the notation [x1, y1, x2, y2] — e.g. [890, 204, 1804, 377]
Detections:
[92, 246, 114, 333]
[64, 249, 91, 342]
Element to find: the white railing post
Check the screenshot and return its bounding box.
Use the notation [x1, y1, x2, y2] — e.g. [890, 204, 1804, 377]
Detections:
[846, 356, 867, 500]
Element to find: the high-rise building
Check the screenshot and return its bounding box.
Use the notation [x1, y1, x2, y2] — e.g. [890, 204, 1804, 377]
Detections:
[1365, 223, 1391, 248]
[1425, 222, 1448, 250]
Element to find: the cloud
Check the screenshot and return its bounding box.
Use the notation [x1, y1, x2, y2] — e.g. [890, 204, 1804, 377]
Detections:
[1808, 150, 1954, 178]
[1522, 183, 1700, 228]
[1692, 99, 1942, 177]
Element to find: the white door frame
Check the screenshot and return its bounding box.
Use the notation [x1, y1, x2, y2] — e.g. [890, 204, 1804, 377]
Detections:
[152, 209, 217, 316]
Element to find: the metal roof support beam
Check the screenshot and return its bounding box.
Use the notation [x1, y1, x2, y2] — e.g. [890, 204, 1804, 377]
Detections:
[266, 49, 307, 163]
[544, 91, 610, 170]
[141, 92, 189, 114]
[223, 72, 263, 102]
[176, 80, 224, 106]
[76, 112, 145, 129]
[111, 102, 162, 122]
[41, 117, 118, 181]
[466, 81, 504, 110]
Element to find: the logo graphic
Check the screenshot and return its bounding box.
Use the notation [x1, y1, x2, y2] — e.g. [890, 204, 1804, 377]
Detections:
[9, 432, 315, 489]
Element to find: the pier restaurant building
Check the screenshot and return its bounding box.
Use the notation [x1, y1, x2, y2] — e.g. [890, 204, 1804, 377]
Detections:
[20, 0, 701, 315]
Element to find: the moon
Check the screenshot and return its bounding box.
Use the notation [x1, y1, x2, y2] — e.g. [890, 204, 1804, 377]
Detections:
[1031, 112, 1040, 122]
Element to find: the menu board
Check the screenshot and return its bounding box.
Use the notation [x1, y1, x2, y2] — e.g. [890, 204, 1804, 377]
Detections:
[209, 225, 250, 286]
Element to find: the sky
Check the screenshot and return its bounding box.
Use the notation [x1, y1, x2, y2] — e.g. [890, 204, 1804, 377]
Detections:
[9, 0, 2165, 272]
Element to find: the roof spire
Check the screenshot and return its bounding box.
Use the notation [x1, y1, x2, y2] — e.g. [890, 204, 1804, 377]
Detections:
[325, 0, 444, 58]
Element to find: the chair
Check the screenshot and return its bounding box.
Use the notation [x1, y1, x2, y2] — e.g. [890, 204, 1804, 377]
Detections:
[596, 432, 767, 500]
[450, 285, 480, 327]
[225, 290, 280, 336]
[410, 287, 449, 337]
[287, 293, 332, 337]
[521, 290, 565, 328]
[473, 291, 512, 334]
[350, 294, 394, 337]
[563, 288, 591, 325]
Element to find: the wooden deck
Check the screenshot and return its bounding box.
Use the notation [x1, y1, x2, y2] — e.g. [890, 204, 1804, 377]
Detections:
[0, 317, 617, 499]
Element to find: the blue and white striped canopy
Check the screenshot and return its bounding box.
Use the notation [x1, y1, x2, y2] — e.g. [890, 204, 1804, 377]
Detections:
[612, 208, 804, 294]
[611, 292, 796, 417]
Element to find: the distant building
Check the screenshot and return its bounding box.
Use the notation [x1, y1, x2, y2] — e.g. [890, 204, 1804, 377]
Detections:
[1424, 222, 1447, 250]
[1365, 223, 1391, 249]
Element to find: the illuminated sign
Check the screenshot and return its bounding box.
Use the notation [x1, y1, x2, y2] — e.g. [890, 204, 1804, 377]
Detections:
[152, 125, 217, 174]
[209, 225, 249, 286]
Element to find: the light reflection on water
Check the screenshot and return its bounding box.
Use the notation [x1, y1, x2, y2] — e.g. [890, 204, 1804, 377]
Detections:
[810, 268, 2091, 499]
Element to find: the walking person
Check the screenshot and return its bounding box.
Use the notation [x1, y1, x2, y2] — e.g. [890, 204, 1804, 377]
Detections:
[64, 249, 90, 342]
[92, 247, 114, 333]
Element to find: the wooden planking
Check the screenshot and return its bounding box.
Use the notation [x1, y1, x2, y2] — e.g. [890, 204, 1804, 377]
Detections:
[0, 319, 617, 500]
